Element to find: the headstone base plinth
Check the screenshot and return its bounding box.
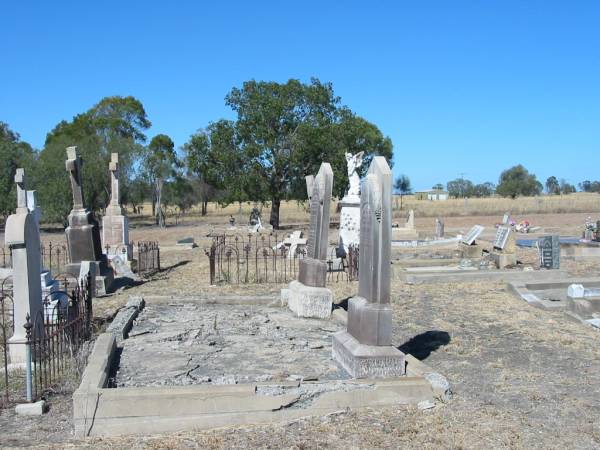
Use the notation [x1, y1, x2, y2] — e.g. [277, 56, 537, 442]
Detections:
[491, 252, 517, 269]
[66, 260, 114, 296]
[282, 280, 332, 319]
[459, 243, 482, 259]
[392, 228, 419, 240]
[332, 330, 406, 378]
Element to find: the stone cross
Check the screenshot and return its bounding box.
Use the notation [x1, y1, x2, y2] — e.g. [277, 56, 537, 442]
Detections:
[306, 163, 333, 261]
[109, 153, 120, 206]
[15, 168, 28, 214]
[65, 146, 84, 210]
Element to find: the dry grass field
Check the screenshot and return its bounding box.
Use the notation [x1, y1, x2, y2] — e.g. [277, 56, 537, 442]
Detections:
[1, 198, 600, 448]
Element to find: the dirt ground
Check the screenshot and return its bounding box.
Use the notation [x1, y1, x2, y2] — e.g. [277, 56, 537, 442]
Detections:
[1, 210, 600, 449]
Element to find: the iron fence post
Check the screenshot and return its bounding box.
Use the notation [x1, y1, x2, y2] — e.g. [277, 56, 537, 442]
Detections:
[24, 315, 33, 402]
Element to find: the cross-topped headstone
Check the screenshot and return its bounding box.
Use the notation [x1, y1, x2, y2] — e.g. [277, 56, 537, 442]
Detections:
[65, 146, 84, 210]
[14, 168, 28, 214]
[109, 153, 120, 206]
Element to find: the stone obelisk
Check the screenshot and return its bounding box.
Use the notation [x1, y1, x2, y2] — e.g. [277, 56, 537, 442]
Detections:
[332, 156, 405, 378]
[282, 162, 334, 319]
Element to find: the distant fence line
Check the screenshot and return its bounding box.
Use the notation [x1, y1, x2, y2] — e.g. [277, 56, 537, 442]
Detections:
[0, 273, 93, 408]
[1, 243, 69, 275]
[205, 233, 358, 285]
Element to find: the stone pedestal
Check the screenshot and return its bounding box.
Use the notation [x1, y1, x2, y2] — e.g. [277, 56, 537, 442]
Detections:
[338, 196, 360, 256]
[283, 258, 333, 319]
[103, 215, 132, 259]
[282, 280, 333, 319]
[459, 242, 482, 258]
[332, 330, 405, 378]
[491, 251, 517, 269]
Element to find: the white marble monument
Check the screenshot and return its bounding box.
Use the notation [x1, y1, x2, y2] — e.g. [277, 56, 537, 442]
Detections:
[338, 152, 364, 256]
[5, 169, 44, 365]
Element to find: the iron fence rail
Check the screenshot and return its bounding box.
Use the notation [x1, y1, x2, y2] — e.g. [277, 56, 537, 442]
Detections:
[206, 233, 359, 285]
[0, 273, 92, 408]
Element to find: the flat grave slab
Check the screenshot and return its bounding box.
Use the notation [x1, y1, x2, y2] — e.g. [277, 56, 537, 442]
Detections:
[74, 295, 445, 437]
[116, 303, 347, 387]
[508, 277, 600, 325]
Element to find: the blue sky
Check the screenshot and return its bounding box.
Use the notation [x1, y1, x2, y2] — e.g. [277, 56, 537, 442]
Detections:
[1, 1, 599, 191]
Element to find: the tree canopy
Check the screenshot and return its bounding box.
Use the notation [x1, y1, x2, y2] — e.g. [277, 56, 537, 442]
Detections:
[496, 165, 542, 199]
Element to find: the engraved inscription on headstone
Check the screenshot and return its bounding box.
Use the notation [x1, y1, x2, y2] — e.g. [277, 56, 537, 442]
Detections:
[493, 226, 511, 250]
[462, 225, 484, 245]
[538, 235, 560, 269]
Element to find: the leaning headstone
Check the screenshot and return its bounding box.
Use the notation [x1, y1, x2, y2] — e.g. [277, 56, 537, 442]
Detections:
[538, 235, 560, 269]
[338, 153, 363, 256]
[282, 162, 334, 319]
[64, 147, 113, 295]
[459, 225, 484, 258]
[5, 169, 43, 365]
[462, 225, 484, 246]
[501, 212, 511, 225]
[332, 157, 405, 378]
[102, 153, 132, 270]
[491, 226, 517, 268]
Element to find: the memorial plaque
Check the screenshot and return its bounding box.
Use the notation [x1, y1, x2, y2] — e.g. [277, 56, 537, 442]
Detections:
[462, 225, 484, 246]
[538, 235, 560, 269]
[493, 226, 511, 250]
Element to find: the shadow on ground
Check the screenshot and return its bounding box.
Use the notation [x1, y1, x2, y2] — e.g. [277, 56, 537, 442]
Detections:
[398, 330, 451, 360]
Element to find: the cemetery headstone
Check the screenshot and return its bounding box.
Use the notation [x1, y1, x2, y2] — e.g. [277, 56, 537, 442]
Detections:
[337, 153, 363, 256]
[502, 212, 510, 225]
[435, 217, 445, 239]
[462, 225, 484, 246]
[102, 153, 132, 268]
[538, 235, 560, 269]
[491, 225, 517, 268]
[64, 147, 113, 295]
[282, 162, 334, 319]
[5, 169, 43, 365]
[275, 231, 307, 259]
[332, 156, 405, 378]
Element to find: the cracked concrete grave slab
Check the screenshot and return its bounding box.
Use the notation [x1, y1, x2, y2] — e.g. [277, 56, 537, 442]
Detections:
[115, 302, 348, 387]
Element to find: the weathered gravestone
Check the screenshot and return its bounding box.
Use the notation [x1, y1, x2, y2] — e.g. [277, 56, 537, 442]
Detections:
[26, 190, 59, 299]
[332, 157, 405, 378]
[64, 147, 113, 295]
[5, 169, 43, 365]
[435, 217, 445, 239]
[538, 235, 560, 269]
[102, 153, 132, 268]
[491, 225, 517, 268]
[337, 152, 363, 256]
[459, 225, 484, 258]
[282, 162, 334, 319]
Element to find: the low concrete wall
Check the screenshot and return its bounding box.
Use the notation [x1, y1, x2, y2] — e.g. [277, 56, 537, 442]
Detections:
[402, 269, 568, 285]
[74, 332, 435, 437]
[73, 295, 444, 437]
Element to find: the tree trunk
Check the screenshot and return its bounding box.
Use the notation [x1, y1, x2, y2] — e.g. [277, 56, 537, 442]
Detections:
[201, 201, 207, 216]
[270, 198, 281, 229]
[156, 179, 165, 228]
[400, 194, 403, 210]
